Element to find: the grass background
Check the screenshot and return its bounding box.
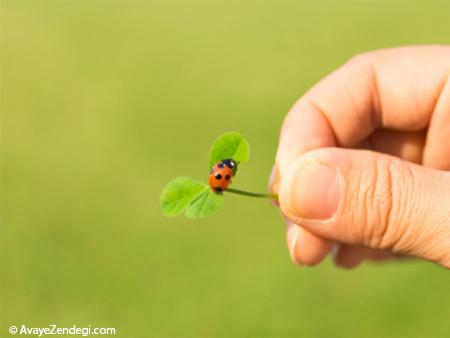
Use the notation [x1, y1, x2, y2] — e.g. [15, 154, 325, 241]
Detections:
[2, 1, 450, 337]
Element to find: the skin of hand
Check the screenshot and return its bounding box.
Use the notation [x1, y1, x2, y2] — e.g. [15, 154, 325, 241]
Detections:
[269, 45, 450, 269]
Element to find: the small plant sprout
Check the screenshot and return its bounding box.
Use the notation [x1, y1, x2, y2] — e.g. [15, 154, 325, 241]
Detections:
[160, 131, 278, 219]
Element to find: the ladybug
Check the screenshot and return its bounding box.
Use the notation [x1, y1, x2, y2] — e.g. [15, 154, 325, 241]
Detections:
[209, 159, 237, 194]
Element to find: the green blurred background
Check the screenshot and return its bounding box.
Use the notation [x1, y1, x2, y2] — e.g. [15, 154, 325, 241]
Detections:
[2, 1, 450, 337]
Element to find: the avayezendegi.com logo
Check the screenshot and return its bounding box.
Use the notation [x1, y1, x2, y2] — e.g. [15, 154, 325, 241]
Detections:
[8, 324, 116, 337]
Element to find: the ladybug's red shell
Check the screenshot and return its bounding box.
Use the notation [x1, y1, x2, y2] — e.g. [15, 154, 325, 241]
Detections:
[209, 162, 233, 193]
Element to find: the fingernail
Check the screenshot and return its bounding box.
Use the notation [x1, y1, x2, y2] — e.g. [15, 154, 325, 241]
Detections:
[286, 223, 300, 263]
[289, 162, 340, 220]
[330, 243, 340, 260]
[268, 164, 280, 207]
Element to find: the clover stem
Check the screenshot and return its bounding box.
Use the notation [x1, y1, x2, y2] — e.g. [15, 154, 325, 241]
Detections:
[226, 188, 278, 200]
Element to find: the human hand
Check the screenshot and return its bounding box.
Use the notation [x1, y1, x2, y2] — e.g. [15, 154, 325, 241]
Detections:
[270, 46, 450, 269]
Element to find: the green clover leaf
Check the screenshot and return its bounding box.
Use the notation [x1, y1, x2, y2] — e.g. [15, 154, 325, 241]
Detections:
[185, 189, 224, 219]
[208, 131, 249, 170]
[160, 177, 208, 217]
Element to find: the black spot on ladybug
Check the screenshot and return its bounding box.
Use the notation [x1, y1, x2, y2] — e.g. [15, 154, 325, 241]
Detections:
[218, 163, 224, 169]
[215, 173, 222, 180]
[215, 187, 223, 192]
[225, 175, 231, 180]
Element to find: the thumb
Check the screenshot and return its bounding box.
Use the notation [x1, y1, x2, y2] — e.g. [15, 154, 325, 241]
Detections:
[279, 147, 450, 268]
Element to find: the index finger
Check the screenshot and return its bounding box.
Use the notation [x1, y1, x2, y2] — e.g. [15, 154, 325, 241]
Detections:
[275, 45, 450, 177]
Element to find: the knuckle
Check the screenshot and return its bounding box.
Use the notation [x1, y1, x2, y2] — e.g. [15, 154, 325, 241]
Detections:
[369, 157, 396, 249]
[354, 154, 404, 249]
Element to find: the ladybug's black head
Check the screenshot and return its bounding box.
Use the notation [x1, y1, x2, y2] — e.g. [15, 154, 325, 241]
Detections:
[221, 158, 237, 175]
[221, 159, 236, 169]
